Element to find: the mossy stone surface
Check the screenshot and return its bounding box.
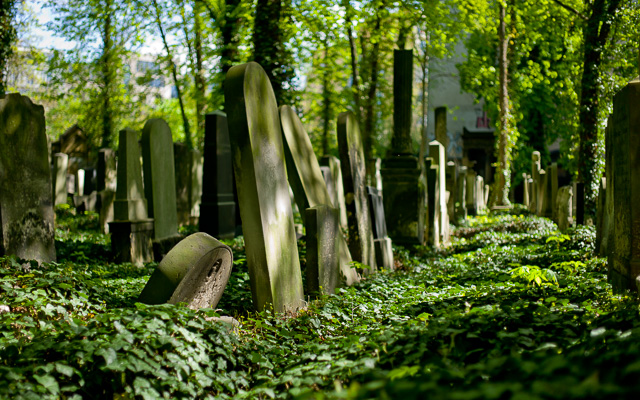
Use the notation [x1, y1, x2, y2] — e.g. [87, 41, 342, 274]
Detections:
[114, 128, 148, 221]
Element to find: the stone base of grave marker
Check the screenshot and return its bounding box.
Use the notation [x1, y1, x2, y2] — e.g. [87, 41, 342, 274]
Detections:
[98, 189, 115, 233]
[381, 157, 426, 245]
[138, 232, 233, 309]
[374, 238, 394, 270]
[305, 205, 340, 297]
[109, 219, 154, 265]
[152, 234, 184, 263]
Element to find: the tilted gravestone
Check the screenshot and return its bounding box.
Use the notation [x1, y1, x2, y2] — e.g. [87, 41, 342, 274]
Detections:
[224, 61, 305, 312]
[109, 128, 154, 265]
[280, 105, 359, 287]
[338, 110, 377, 271]
[52, 153, 69, 206]
[200, 111, 236, 240]
[320, 155, 348, 230]
[366, 186, 394, 269]
[609, 78, 640, 292]
[138, 233, 233, 309]
[556, 185, 573, 231]
[429, 140, 449, 246]
[141, 119, 182, 260]
[0, 94, 56, 262]
[305, 205, 341, 296]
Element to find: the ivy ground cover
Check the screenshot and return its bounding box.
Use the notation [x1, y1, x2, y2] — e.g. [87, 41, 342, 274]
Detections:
[1, 208, 639, 399]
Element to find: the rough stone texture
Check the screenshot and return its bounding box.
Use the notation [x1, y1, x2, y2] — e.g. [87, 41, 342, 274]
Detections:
[141, 119, 180, 241]
[537, 169, 547, 217]
[602, 115, 614, 257]
[114, 128, 148, 221]
[466, 169, 478, 216]
[435, 106, 448, 155]
[98, 189, 115, 233]
[390, 50, 414, 156]
[280, 105, 359, 285]
[305, 205, 340, 296]
[337, 111, 377, 272]
[429, 140, 449, 246]
[175, 145, 204, 226]
[456, 166, 467, 220]
[484, 184, 490, 212]
[0, 94, 56, 262]
[595, 177, 607, 252]
[320, 156, 348, 229]
[446, 161, 456, 222]
[530, 151, 541, 213]
[224, 62, 305, 313]
[109, 220, 154, 265]
[549, 163, 558, 220]
[83, 168, 96, 195]
[522, 173, 530, 207]
[609, 80, 640, 292]
[97, 148, 116, 192]
[200, 111, 236, 240]
[425, 157, 439, 247]
[52, 153, 69, 206]
[366, 186, 394, 270]
[556, 185, 573, 231]
[138, 233, 233, 309]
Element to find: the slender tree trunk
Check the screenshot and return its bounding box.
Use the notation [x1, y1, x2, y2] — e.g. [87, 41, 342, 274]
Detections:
[193, 0, 206, 139]
[253, 0, 284, 103]
[344, 1, 362, 125]
[321, 40, 331, 156]
[101, 0, 113, 148]
[0, 0, 17, 96]
[493, 2, 511, 206]
[577, 0, 621, 217]
[153, 0, 192, 148]
[418, 32, 430, 169]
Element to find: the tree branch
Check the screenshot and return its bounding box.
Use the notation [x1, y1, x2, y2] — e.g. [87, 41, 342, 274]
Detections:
[550, 0, 588, 21]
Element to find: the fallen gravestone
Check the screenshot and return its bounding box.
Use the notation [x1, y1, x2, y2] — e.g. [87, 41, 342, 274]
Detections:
[338, 110, 377, 271]
[224, 62, 305, 312]
[138, 232, 233, 309]
[0, 94, 56, 262]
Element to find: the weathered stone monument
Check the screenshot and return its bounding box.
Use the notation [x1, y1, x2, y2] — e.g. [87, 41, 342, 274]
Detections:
[381, 49, 426, 245]
[200, 111, 236, 240]
[522, 173, 530, 207]
[225, 62, 305, 312]
[320, 156, 348, 230]
[556, 185, 573, 231]
[174, 144, 203, 226]
[600, 115, 614, 257]
[425, 157, 440, 247]
[280, 105, 359, 286]
[608, 78, 640, 291]
[138, 233, 233, 309]
[141, 119, 182, 260]
[52, 153, 69, 206]
[305, 205, 341, 296]
[338, 111, 378, 271]
[97, 148, 117, 192]
[435, 106, 448, 155]
[466, 169, 478, 216]
[430, 140, 449, 246]
[530, 151, 541, 213]
[456, 165, 468, 220]
[446, 161, 456, 222]
[366, 186, 394, 269]
[109, 128, 154, 265]
[476, 175, 485, 214]
[0, 94, 56, 262]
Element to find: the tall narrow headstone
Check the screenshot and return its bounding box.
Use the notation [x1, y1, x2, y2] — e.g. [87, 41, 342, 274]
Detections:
[603, 115, 614, 257]
[305, 205, 341, 296]
[556, 185, 573, 231]
[174, 143, 198, 226]
[548, 163, 558, 220]
[381, 49, 426, 245]
[0, 94, 55, 262]
[52, 153, 69, 206]
[609, 79, 640, 291]
[530, 151, 541, 213]
[456, 166, 468, 220]
[466, 169, 478, 216]
[109, 128, 154, 265]
[320, 156, 348, 229]
[338, 111, 377, 271]
[537, 169, 547, 217]
[595, 177, 608, 253]
[366, 186, 394, 270]
[224, 62, 304, 312]
[434, 106, 448, 155]
[191, 151, 203, 223]
[476, 175, 485, 213]
[575, 182, 585, 225]
[425, 157, 440, 247]
[446, 161, 456, 222]
[76, 169, 85, 196]
[97, 148, 116, 192]
[279, 105, 359, 285]
[141, 119, 181, 259]
[200, 111, 236, 239]
[430, 140, 449, 245]
[522, 172, 530, 207]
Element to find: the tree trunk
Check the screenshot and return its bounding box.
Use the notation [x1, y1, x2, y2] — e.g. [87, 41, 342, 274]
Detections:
[253, 0, 284, 103]
[153, 0, 192, 148]
[321, 40, 331, 156]
[193, 0, 206, 140]
[577, 0, 620, 217]
[101, 0, 113, 148]
[493, 2, 511, 207]
[0, 1, 17, 96]
[418, 32, 430, 170]
[344, 2, 363, 126]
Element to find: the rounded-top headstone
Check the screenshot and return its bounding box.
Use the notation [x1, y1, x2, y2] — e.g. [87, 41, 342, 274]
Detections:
[138, 232, 233, 309]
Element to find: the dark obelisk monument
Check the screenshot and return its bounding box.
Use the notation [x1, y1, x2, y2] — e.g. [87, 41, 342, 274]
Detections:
[381, 49, 426, 245]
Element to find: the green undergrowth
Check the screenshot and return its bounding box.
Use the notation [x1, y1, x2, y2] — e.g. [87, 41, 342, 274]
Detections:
[1, 209, 639, 399]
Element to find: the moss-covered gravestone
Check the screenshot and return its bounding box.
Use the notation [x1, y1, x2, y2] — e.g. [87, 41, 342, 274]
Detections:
[0, 94, 55, 262]
[466, 169, 478, 216]
[425, 157, 440, 247]
[200, 111, 236, 240]
[109, 128, 154, 265]
[224, 62, 305, 313]
[320, 156, 348, 230]
[280, 105, 359, 289]
[305, 205, 341, 296]
[52, 153, 69, 206]
[456, 166, 467, 220]
[337, 111, 377, 272]
[429, 140, 449, 246]
[556, 185, 573, 231]
[366, 186, 394, 270]
[141, 119, 182, 260]
[138, 233, 233, 309]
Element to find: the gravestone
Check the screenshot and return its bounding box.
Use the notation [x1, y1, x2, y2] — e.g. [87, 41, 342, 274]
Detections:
[280, 105, 359, 285]
[430, 140, 449, 245]
[200, 111, 236, 240]
[475, 175, 485, 213]
[338, 111, 378, 271]
[0, 93, 56, 262]
[320, 155, 348, 230]
[602, 115, 614, 257]
[83, 168, 96, 195]
[456, 165, 467, 220]
[141, 119, 182, 260]
[305, 205, 341, 296]
[381, 49, 427, 246]
[575, 182, 585, 225]
[530, 151, 541, 213]
[425, 157, 440, 247]
[609, 79, 640, 291]
[522, 173, 529, 207]
[446, 161, 456, 222]
[466, 169, 478, 216]
[191, 151, 203, 223]
[595, 178, 608, 255]
[435, 106, 448, 155]
[138, 233, 233, 309]
[373, 158, 383, 192]
[109, 128, 154, 265]
[174, 144, 203, 226]
[556, 185, 573, 231]
[224, 61, 305, 312]
[97, 148, 117, 192]
[366, 186, 394, 270]
[99, 189, 115, 234]
[76, 169, 85, 196]
[52, 153, 69, 206]
[537, 169, 547, 217]
[548, 163, 558, 220]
